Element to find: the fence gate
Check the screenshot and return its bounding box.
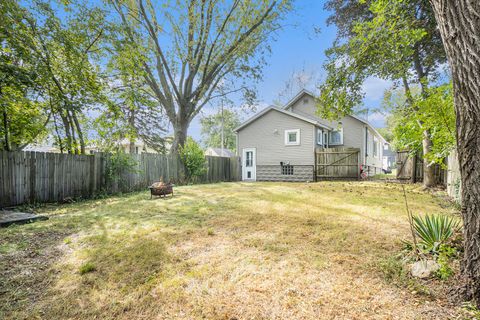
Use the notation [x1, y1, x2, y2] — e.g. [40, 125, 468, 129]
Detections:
[396, 150, 446, 185]
[315, 147, 360, 180]
[396, 151, 423, 182]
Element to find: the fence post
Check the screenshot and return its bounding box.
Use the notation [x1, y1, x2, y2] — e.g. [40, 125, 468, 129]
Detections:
[29, 152, 36, 204]
[89, 155, 95, 196]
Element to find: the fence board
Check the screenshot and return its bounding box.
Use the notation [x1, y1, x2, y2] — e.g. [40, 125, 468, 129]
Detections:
[396, 151, 445, 185]
[315, 147, 360, 180]
[0, 151, 240, 208]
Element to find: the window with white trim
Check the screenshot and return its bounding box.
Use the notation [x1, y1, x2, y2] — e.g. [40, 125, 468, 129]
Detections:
[328, 126, 343, 145]
[285, 129, 300, 146]
[317, 129, 323, 145]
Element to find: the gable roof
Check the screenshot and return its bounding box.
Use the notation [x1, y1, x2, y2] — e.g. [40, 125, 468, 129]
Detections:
[234, 106, 332, 132]
[283, 90, 387, 143]
[282, 89, 317, 110]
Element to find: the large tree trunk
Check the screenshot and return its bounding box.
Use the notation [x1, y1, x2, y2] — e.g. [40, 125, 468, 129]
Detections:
[171, 115, 189, 153]
[430, 0, 480, 305]
[71, 111, 85, 154]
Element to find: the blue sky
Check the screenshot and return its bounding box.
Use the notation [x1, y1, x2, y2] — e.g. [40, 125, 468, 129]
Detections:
[189, 0, 392, 142]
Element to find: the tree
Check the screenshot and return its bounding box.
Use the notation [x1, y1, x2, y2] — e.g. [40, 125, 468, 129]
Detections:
[383, 84, 455, 164]
[96, 74, 168, 154]
[200, 108, 240, 151]
[107, 0, 292, 152]
[429, 0, 480, 305]
[1, 0, 106, 154]
[273, 67, 321, 105]
[0, 0, 46, 150]
[320, 0, 447, 187]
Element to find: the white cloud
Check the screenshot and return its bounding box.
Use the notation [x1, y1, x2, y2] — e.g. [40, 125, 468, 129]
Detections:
[362, 77, 393, 101]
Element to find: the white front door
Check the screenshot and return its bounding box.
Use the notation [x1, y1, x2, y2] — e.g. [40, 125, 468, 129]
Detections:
[242, 148, 256, 181]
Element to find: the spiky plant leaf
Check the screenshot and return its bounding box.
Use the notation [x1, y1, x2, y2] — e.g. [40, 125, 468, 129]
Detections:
[412, 214, 459, 253]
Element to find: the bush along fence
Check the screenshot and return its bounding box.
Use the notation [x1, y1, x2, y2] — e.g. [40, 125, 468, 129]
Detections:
[0, 151, 241, 208]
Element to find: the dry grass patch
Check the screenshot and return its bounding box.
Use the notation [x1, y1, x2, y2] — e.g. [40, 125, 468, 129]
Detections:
[0, 181, 467, 319]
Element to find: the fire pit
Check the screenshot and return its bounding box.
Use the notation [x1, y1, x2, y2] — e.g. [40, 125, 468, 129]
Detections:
[149, 181, 174, 199]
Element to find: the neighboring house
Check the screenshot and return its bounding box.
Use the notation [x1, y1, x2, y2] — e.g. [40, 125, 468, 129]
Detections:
[23, 144, 61, 153]
[205, 147, 235, 157]
[235, 90, 387, 181]
[86, 138, 160, 155]
[382, 142, 396, 171]
[25, 138, 163, 155]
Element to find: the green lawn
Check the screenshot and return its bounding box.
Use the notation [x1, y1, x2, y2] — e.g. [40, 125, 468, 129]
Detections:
[0, 182, 464, 319]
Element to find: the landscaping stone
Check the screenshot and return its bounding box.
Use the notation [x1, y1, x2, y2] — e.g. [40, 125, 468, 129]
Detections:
[410, 260, 440, 278]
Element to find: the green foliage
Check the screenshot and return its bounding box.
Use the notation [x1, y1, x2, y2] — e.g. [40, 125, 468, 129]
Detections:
[318, 0, 444, 118]
[412, 214, 459, 254]
[200, 109, 241, 151]
[107, 0, 292, 150]
[179, 138, 206, 182]
[435, 244, 456, 280]
[79, 262, 96, 275]
[105, 152, 139, 188]
[385, 84, 455, 164]
[1, 0, 107, 153]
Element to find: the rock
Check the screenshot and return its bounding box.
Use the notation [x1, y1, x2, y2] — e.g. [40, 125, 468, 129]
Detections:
[410, 259, 440, 278]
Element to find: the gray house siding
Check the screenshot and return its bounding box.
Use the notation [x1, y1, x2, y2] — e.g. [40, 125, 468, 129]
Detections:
[237, 109, 315, 181]
[288, 93, 384, 172]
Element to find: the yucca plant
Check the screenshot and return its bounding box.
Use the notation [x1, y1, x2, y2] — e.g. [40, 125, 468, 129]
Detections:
[412, 214, 459, 254]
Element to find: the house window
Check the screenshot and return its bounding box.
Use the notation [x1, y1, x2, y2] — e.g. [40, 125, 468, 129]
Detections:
[245, 151, 253, 167]
[285, 129, 300, 146]
[373, 136, 379, 157]
[281, 164, 294, 175]
[317, 129, 323, 145]
[329, 126, 343, 145]
[135, 146, 139, 154]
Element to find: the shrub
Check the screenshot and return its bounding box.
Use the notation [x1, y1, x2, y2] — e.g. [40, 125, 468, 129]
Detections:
[179, 137, 206, 182]
[105, 151, 139, 192]
[436, 245, 456, 280]
[412, 214, 459, 254]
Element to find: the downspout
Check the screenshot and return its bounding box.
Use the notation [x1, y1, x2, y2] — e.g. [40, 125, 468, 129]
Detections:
[365, 126, 368, 166]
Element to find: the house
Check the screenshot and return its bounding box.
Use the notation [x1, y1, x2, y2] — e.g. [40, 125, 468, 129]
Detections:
[23, 144, 61, 153]
[86, 138, 160, 155]
[25, 137, 164, 155]
[382, 142, 396, 172]
[205, 147, 235, 157]
[234, 90, 387, 181]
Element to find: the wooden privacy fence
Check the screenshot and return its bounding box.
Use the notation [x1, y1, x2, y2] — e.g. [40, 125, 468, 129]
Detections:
[315, 147, 360, 180]
[396, 150, 446, 184]
[0, 151, 241, 208]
